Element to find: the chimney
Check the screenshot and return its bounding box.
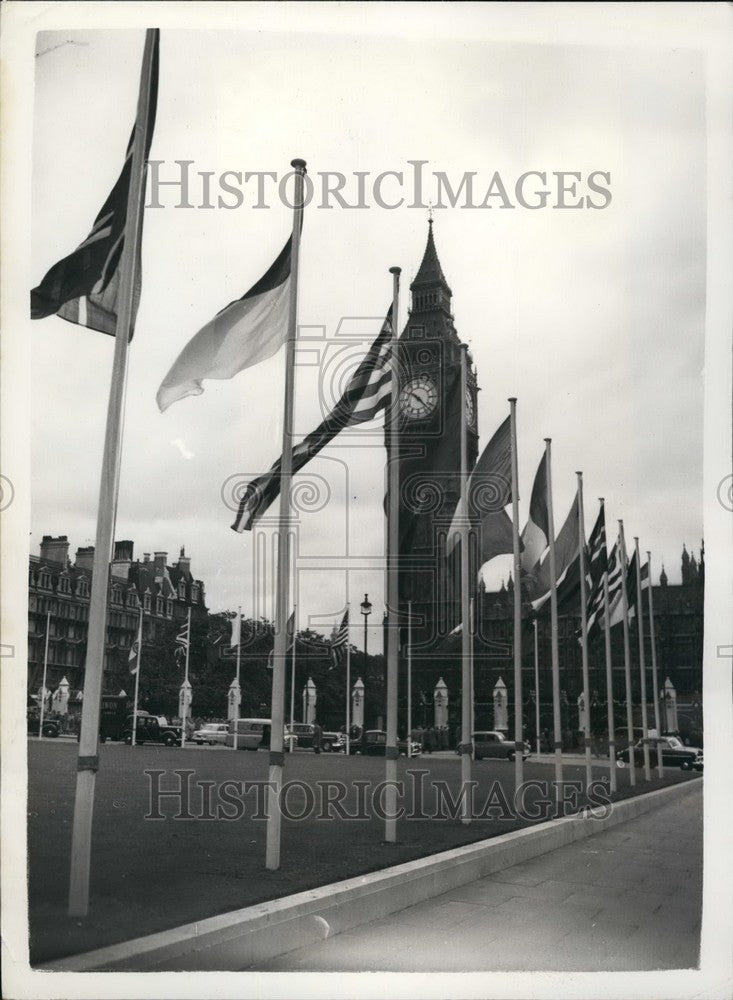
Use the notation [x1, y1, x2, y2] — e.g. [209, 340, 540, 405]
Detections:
[143, 553, 150, 563]
[111, 539, 134, 581]
[153, 551, 168, 579]
[177, 545, 191, 576]
[74, 546, 95, 572]
[40, 535, 70, 565]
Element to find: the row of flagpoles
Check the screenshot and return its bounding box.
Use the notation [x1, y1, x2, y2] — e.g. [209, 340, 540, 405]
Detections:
[31, 31, 671, 915]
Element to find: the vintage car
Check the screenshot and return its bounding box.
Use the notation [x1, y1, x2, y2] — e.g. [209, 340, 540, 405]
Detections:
[285, 723, 341, 752]
[472, 730, 531, 762]
[123, 713, 182, 746]
[27, 712, 61, 738]
[348, 730, 422, 756]
[616, 735, 703, 771]
[192, 723, 229, 745]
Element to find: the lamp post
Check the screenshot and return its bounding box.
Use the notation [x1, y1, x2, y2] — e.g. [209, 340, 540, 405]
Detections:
[360, 593, 372, 661]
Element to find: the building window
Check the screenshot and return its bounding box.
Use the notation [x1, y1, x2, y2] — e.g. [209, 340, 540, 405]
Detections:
[178, 581, 186, 599]
[77, 577, 89, 598]
[156, 597, 163, 615]
[191, 585, 199, 603]
[39, 570, 52, 590]
[144, 593, 151, 612]
[166, 600, 173, 617]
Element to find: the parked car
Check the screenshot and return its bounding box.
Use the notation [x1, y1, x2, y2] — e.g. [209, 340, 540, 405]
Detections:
[123, 713, 182, 746]
[616, 735, 703, 771]
[192, 723, 229, 745]
[27, 712, 61, 738]
[348, 730, 422, 756]
[472, 731, 531, 762]
[285, 723, 341, 752]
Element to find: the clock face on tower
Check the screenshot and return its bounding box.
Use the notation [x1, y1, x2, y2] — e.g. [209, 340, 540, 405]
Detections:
[399, 375, 438, 421]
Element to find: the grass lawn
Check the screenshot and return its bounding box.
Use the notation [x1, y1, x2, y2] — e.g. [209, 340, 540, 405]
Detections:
[26, 739, 696, 964]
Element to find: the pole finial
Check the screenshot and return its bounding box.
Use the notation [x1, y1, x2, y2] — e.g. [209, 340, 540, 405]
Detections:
[428, 202, 434, 224]
[291, 158, 307, 172]
[544, 436, 552, 444]
[389, 266, 401, 275]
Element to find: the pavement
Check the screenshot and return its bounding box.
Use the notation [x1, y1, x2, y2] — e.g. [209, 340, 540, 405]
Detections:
[254, 778, 702, 972]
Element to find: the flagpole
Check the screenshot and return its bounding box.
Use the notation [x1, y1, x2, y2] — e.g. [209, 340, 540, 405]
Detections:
[345, 603, 351, 758]
[509, 399, 523, 791]
[234, 607, 241, 751]
[131, 607, 143, 747]
[181, 607, 191, 749]
[576, 472, 593, 789]
[544, 439, 564, 803]
[647, 551, 664, 779]
[39, 611, 51, 740]
[289, 606, 296, 753]
[470, 596, 475, 753]
[68, 29, 157, 917]
[533, 618, 540, 757]
[385, 265, 401, 844]
[618, 520, 636, 787]
[459, 348, 472, 825]
[266, 158, 306, 870]
[407, 601, 412, 758]
[600, 500, 617, 794]
[634, 538, 652, 780]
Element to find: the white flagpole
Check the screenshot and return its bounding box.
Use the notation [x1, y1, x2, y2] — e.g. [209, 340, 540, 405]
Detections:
[533, 618, 540, 757]
[618, 520, 636, 787]
[470, 596, 475, 753]
[509, 399, 523, 791]
[407, 600, 412, 758]
[634, 538, 652, 780]
[345, 605, 351, 758]
[266, 159, 306, 870]
[647, 551, 664, 778]
[385, 266, 401, 843]
[39, 611, 51, 740]
[234, 607, 241, 751]
[576, 472, 593, 789]
[600, 501, 617, 794]
[544, 439, 564, 801]
[181, 607, 191, 749]
[289, 606, 296, 753]
[68, 29, 157, 917]
[459, 348, 472, 825]
[131, 607, 143, 747]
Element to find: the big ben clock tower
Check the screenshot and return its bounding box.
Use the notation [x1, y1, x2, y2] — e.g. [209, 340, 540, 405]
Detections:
[389, 221, 479, 703]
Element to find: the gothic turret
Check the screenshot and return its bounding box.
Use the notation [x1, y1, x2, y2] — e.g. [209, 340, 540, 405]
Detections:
[659, 564, 668, 587]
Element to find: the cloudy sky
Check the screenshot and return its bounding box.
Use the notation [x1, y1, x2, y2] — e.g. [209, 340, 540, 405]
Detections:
[28, 12, 707, 648]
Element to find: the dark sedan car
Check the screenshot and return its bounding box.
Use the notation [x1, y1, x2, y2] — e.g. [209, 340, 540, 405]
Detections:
[616, 735, 703, 771]
[348, 730, 420, 756]
[472, 730, 531, 762]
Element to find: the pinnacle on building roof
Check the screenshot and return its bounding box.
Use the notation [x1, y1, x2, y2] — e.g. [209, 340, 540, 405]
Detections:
[411, 219, 452, 294]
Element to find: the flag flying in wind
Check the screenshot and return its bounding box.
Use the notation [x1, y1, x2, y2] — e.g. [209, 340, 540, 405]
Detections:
[520, 453, 549, 573]
[446, 415, 515, 567]
[157, 233, 296, 411]
[230, 613, 241, 649]
[586, 502, 609, 634]
[31, 30, 160, 337]
[174, 619, 189, 663]
[129, 609, 143, 675]
[266, 611, 295, 669]
[330, 609, 349, 667]
[232, 308, 393, 532]
[529, 495, 581, 611]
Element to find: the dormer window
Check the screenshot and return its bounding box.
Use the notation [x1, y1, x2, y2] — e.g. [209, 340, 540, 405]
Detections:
[191, 585, 199, 602]
[38, 569, 52, 590]
[127, 588, 139, 608]
[58, 574, 71, 595]
[166, 600, 173, 617]
[178, 581, 186, 599]
[143, 592, 151, 612]
[156, 596, 163, 615]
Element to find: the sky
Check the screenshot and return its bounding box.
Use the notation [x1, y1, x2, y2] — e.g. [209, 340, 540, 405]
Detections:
[29, 19, 707, 650]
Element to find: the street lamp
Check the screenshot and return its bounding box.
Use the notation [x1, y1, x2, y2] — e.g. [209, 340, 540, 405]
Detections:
[360, 593, 372, 659]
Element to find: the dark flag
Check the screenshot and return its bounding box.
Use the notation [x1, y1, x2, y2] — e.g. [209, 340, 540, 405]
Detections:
[585, 501, 608, 635]
[233, 307, 392, 532]
[520, 452, 549, 573]
[528, 495, 581, 611]
[31, 30, 160, 337]
[330, 609, 349, 667]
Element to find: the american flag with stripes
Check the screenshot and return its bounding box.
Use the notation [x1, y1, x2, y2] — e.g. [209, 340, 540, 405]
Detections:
[330, 609, 349, 667]
[588, 536, 624, 634]
[232, 307, 393, 532]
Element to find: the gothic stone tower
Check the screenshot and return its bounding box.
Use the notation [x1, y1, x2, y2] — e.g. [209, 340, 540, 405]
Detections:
[388, 222, 479, 719]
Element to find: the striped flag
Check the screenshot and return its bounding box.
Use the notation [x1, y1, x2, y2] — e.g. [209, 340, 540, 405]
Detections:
[157, 233, 296, 411]
[174, 619, 189, 663]
[330, 609, 349, 667]
[585, 502, 607, 634]
[129, 609, 143, 675]
[232, 308, 393, 532]
[267, 611, 295, 669]
[31, 30, 160, 337]
[520, 453, 549, 573]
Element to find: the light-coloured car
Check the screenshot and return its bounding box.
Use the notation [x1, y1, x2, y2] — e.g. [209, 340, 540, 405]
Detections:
[192, 723, 229, 745]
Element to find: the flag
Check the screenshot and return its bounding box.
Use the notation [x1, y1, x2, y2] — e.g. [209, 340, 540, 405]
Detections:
[520, 453, 549, 573]
[528, 495, 581, 610]
[157, 233, 296, 411]
[175, 619, 189, 662]
[640, 560, 650, 590]
[330, 609, 349, 667]
[233, 308, 393, 531]
[603, 539, 625, 627]
[267, 611, 295, 669]
[447, 415, 511, 556]
[129, 609, 143, 675]
[585, 502, 608, 634]
[31, 30, 160, 337]
[230, 613, 241, 649]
